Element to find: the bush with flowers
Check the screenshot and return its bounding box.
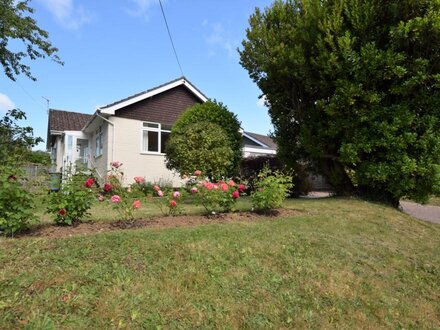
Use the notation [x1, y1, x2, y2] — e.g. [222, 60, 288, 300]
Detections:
[251, 166, 293, 212]
[0, 167, 38, 235]
[46, 169, 96, 225]
[188, 170, 246, 214]
[151, 184, 185, 216]
[98, 162, 142, 222]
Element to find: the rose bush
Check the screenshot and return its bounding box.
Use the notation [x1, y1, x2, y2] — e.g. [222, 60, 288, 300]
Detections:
[152, 185, 185, 216]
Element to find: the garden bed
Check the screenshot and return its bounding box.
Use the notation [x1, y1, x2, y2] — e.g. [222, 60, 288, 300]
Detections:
[17, 208, 303, 239]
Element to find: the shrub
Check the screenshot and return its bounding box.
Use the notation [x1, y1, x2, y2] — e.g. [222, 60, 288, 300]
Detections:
[166, 121, 234, 179]
[188, 171, 245, 214]
[240, 155, 311, 197]
[46, 170, 95, 225]
[251, 167, 293, 212]
[99, 162, 142, 222]
[0, 168, 37, 235]
[151, 185, 185, 216]
[166, 100, 242, 178]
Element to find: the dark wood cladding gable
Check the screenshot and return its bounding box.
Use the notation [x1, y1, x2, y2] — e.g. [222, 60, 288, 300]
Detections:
[114, 85, 202, 125]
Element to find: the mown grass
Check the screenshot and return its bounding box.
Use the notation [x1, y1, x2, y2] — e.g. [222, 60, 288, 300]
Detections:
[1, 198, 439, 329]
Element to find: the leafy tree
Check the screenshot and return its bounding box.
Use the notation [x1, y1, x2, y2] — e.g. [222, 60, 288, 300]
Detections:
[25, 150, 51, 165]
[1, 0, 62, 81]
[239, 0, 440, 206]
[168, 100, 242, 177]
[165, 121, 234, 179]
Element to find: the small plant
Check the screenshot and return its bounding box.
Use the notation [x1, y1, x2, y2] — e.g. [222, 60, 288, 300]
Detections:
[251, 166, 293, 212]
[0, 168, 37, 235]
[100, 162, 142, 222]
[46, 169, 96, 225]
[188, 170, 246, 214]
[152, 185, 185, 216]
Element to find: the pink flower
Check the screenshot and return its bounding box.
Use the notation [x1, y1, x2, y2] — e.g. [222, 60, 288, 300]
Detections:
[111, 161, 122, 169]
[98, 195, 105, 202]
[206, 182, 214, 191]
[84, 178, 94, 188]
[194, 170, 202, 176]
[173, 191, 181, 199]
[238, 184, 246, 192]
[221, 183, 229, 191]
[134, 176, 144, 184]
[58, 209, 66, 216]
[110, 195, 121, 203]
[169, 200, 177, 208]
[157, 190, 164, 197]
[104, 183, 112, 192]
[190, 187, 198, 193]
[228, 180, 235, 187]
[201, 180, 209, 188]
[213, 184, 219, 190]
[132, 200, 141, 209]
[232, 191, 240, 199]
[153, 185, 161, 192]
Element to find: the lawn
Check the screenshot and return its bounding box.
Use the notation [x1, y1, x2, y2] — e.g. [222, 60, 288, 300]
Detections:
[1, 198, 439, 329]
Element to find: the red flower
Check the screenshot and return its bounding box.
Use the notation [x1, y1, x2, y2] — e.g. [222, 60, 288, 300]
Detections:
[232, 191, 240, 199]
[220, 183, 229, 191]
[169, 200, 177, 208]
[85, 178, 94, 188]
[104, 183, 112, 192]
[238, 184, 246, 192]
[58, 209, 66, 216]
[132, 200, 141, 209]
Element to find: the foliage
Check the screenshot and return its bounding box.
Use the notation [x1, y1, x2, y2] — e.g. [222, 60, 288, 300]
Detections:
[151, 186, 185, 216]
[0, 167, 37, 235]
[0, 0, 62, 81]
[251, 167, 293, 211]
[24, 150, 51, 165]
[166, 121, 234, 179]
[188, 171, 245, 214]
[100, 163, 142, 222]
[166, 100, 242, 177]
[46, 170, 95, 225]
[240, 155, 312, 197]
[0, 109, 43, 166]
[239, 0, 440, 206]
[130, 178, 172, 198]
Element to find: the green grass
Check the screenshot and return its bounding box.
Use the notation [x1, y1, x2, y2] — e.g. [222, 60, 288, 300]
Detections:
[428, 196, 440, 206]
[1, 198, 440, 328]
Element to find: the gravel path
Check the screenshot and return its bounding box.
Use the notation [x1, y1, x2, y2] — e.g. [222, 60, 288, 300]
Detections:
[400, 201, 440, 225]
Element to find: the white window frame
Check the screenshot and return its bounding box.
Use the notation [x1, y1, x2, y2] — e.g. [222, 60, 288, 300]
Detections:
[95, 126, 103, 157]
[141, 122, 171, 155]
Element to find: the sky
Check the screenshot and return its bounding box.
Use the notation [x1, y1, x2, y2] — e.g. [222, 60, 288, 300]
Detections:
[1, 0, 274, 151]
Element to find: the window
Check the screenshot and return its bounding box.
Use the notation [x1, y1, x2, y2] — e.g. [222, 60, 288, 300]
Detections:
[95, 126, 103, 157]
[142, 122, 171, 154]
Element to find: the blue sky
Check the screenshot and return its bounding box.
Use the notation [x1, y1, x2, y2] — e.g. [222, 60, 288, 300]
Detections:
[1, 0, 273, 150]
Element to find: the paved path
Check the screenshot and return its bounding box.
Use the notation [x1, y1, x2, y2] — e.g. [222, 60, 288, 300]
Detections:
[400, 201, 440, 225]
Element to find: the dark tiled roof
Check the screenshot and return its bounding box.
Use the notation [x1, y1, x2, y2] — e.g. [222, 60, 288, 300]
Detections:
[100, 76, 208, 110]
[48, 109, 92, 131]
[244, 131, 277, 149]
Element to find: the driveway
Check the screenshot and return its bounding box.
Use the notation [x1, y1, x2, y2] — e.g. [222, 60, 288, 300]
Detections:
[400, 201, 440, 225]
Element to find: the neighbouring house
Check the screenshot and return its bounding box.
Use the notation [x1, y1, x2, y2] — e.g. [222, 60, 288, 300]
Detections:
[47, 77, 277, 186]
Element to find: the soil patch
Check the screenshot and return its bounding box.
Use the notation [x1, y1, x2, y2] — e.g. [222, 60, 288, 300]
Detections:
[16, 209, 303, 239]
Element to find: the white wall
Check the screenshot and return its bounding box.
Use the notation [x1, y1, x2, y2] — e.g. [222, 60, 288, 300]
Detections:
[110, 116, 184, 187]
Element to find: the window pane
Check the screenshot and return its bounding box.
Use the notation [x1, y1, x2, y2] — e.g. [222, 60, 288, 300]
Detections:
[161, 132, 170, 153]
[148, 131, 159, 152]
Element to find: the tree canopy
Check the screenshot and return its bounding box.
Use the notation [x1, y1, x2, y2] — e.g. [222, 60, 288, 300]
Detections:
[167, 100, 243, 177]
[0, 0, 62, 81]
[239, 0, 440, 205]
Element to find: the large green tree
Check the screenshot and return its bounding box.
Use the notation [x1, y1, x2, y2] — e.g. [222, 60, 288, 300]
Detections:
[166, 100, 243, 178]
[239, 0, 440, 205]
[0, 0, 62, 81]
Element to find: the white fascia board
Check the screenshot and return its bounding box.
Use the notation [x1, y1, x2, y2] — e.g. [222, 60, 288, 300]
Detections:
[99, 78, 208, 115]
[243, 146, 276, 155]
[242, 132, 269, 148]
